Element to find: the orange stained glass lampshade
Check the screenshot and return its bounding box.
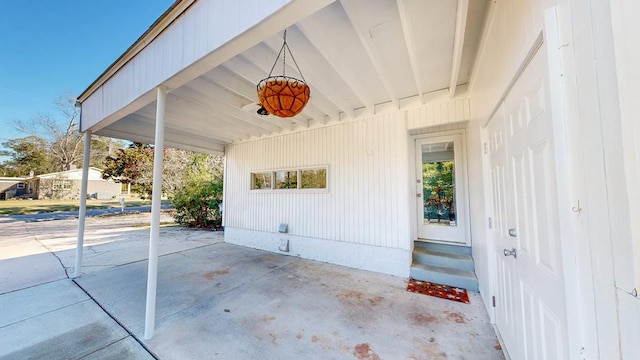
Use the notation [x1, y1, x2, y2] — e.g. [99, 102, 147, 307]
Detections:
[256, 30, 310, 118]
[257, 76, 310, 118]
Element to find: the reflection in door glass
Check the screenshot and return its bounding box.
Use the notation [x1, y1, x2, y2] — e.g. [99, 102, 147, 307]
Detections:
[422, 141, 456, 227]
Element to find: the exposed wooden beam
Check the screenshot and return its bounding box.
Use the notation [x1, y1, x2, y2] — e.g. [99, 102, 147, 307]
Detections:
[187, 77, 291, 133]
[98, 117, 227, 154]
[203, 67, 256, 102]
[339, 0, 400, 109]
[449, 0, 469, 98]
[174, 95, 272, 139]
[293, 23, 375, 113]
[396, 0, 424, 104]
[145, 90, 270, 138]
[127, 113, 233, 146]
[134, 100, 261, 141]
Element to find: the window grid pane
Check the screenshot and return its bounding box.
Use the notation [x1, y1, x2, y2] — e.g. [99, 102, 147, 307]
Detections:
[252, 172, 272, 189]
[275, 171, 298, 189]
[301, 168, 327, 189]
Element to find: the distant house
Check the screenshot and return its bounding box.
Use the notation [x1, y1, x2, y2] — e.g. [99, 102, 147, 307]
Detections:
[0, 177, 28, 200]
[0, 168, 121, 200]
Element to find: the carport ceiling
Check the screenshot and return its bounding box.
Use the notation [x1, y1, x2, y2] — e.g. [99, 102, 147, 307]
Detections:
[93, 0, 489, 151]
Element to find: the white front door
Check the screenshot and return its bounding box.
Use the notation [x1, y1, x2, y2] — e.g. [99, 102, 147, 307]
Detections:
[487, 43, 569, 359]
[416, 132, 468, 244]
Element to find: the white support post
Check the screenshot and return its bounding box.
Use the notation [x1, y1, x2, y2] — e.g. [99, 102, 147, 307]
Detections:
[73, 130, 92, 278]
[144, 86, 167, 340]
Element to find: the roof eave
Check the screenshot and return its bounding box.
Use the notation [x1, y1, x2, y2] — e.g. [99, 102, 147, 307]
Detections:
[77, 0, 194, 103]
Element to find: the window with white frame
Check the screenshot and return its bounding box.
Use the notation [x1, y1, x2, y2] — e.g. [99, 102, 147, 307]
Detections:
[16, 182, 25, 189]
[251, 167, 327, 191]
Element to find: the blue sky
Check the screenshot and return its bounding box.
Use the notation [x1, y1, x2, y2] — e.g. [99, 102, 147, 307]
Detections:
[0, 1, 175, 150]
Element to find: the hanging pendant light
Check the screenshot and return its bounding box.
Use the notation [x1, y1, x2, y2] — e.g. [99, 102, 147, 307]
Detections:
[257, 30, 310, 118]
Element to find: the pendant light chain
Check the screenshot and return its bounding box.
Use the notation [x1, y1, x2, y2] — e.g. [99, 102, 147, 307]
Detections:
[282, 31, 287, 76]
[285, 40, 306, 82]
[267, 42, 285, 77]
[265, 30, 306, 82]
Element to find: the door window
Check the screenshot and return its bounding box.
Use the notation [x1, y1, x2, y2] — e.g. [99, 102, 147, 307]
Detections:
[422, 141, 457, 227]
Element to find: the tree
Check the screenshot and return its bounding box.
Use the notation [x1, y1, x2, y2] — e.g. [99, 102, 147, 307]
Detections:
[162, 148, 197, 195]
[102, 143, 224, 200]
[102, 142, 155, 198]
[90, 135, 125, 169]
[13, 96, 83, 172]
[170, 153, 224, 228]
[0, 136, 55, 176]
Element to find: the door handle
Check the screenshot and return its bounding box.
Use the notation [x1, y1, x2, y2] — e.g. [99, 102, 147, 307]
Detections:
[508, 228, 517, 237]
[503, 248, 517, 258]
[416, 193, 422, 198]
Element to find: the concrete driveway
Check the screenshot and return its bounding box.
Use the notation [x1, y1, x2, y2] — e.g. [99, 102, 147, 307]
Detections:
[0, 213, 504, 359]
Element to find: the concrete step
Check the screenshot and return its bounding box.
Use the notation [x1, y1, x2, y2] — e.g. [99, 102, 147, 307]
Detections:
[410, 263, 479, 292]
[412, 247, 475, 272]
[414, 241, 471, 256]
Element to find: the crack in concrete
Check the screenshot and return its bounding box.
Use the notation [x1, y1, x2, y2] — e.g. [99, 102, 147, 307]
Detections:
[72, 279, 160, 360]
[22, 223, 70, 279]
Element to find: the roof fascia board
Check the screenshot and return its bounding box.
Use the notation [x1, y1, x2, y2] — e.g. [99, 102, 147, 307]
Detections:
[77, 0, 194, 102]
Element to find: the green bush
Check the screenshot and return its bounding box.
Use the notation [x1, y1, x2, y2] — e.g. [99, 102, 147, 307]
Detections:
[170, 177, 223, 228]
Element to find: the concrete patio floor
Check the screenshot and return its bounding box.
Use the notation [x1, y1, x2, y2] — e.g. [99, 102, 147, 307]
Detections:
[0, 213, 504, 359]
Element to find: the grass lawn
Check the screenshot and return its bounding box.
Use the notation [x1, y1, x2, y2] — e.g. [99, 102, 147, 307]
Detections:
[0, 198, 170, 216]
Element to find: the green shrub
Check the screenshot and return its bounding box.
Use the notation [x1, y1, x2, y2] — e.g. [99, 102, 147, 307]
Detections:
[170, 177, 223, 228]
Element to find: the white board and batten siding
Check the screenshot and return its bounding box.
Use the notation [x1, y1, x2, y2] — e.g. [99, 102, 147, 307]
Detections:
[81, 0, 292, 131]
[405, 97, 470, 130]
[225, 99, 470, 277]
[225, 113, 410, 276]
[610, 1, 640, 358]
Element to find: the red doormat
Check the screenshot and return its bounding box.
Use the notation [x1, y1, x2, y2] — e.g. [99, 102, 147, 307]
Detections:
[407, 278, 470, 304]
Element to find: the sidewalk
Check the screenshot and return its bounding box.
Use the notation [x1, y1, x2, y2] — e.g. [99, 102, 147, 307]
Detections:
[0, 204, 171, 224]
[0, 214, 504, 359]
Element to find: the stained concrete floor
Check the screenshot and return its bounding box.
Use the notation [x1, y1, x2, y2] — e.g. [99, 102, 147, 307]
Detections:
[0, 213, 504, 360]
